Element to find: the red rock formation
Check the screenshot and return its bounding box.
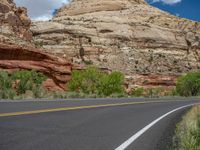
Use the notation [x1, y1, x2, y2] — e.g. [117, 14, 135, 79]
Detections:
[0, 43, 72, 90]
[0, 0, 76, 91]
[124, 73, 177, 92]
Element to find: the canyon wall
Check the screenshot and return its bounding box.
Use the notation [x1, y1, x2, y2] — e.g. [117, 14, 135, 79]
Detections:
[0, 0, 32, 44]
[0, 0, 73, 90]
[31, 0, 200, 90]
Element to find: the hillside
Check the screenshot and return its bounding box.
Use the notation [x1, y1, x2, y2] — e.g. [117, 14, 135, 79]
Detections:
[1, 0, 199, 91]
[31, 0, 200, 90]
[0, 0, 73, 90]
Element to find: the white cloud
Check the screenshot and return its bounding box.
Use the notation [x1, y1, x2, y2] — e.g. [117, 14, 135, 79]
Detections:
[13, 0, 182, 21]
[149, 0, 182, 5]
[14, 0, 69, 21]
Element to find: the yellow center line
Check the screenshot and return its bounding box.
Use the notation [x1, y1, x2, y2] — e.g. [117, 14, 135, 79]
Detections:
[0, 100, 189, 117]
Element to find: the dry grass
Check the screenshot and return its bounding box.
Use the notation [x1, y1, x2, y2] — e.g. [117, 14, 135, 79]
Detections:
[173, 105, 200, 150]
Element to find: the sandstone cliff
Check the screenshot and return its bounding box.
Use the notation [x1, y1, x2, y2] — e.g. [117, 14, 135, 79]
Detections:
[0, 43, 72, 90]
[0, 0, 73, 91]
[31, 0, 200, 90]
[0, 0, 32, 44]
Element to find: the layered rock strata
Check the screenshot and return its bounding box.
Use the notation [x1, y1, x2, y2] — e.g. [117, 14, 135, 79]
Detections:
[0, 0, 73, 91]
[31, 0, 200, 90]
[0, 0, 32, 44]
[0, 43, 72, 90]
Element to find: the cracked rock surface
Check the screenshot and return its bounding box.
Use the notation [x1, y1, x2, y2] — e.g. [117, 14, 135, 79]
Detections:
[31, 0, 200, 90]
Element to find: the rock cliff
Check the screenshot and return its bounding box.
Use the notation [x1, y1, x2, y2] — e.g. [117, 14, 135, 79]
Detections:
[0, 43, 72, 90]
[31, 0, 200, 90]
[0, 0, 73, 91]
[0, 0, 32, 44]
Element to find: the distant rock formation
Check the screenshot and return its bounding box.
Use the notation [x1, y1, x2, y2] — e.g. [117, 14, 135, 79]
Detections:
[32, 0, 200, 90]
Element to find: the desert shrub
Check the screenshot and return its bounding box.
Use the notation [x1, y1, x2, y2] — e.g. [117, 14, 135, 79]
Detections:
[32, 86, 47, 98]
[131, 88, 144, 97]
[12, 70, 47, 95]
[0, 70, 47, 99]
[68, 67, 102, 94]
[176, 72, 200, 97]
[0, 72, 16, 99]
[98, 72, 124, 96]
[145, 88, 164, 98]
[68, 67, 124, 96]
[0, 71, 12, 90]
[190, 116, 200, 148]
[168, 88, 179, 96]
[173, 106, 200, 150]
[0, 89, 16, 100]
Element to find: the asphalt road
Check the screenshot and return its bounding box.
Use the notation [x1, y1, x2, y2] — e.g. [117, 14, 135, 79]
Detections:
[0, 98, 199, 150]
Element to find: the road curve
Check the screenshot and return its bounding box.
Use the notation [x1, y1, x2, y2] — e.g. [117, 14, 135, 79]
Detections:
[0, 98, 199, 150]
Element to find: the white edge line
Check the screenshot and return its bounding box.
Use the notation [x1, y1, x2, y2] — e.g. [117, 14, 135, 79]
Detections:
[115, 103, 200, 150]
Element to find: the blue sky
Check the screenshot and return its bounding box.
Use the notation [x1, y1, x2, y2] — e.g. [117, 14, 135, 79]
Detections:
[14, 0, 69, 20]
[14, 0, 200, 22]
[146, 0, 200, 22]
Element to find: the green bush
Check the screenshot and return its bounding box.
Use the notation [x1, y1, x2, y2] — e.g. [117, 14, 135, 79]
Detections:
[0, 89, 16, 100]
[169, 88, 179, 96]
[131, 88, 144, 97]
[0, 70, 47, 99]
[68, 67, 102, 94]
[68, 66, 124, 96]
[32, 86, 47, 98]
[12, 70, 47, 95]
[176, 72, 200, 97]
[98, 72, 124, 96]
[0, 72, 16, 99]
[0, 71, 12, 90]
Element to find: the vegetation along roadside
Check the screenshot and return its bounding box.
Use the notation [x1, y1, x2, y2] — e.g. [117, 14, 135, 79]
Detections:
[172, 105, 200, 150]
[0, 67, 200, 100]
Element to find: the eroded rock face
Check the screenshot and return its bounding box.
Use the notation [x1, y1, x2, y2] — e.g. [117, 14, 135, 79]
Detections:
[0, 0, 32, 45]
[31, 0, 200, 89]
[0, 0, 74, 91]
[0, 43, 72, 90]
